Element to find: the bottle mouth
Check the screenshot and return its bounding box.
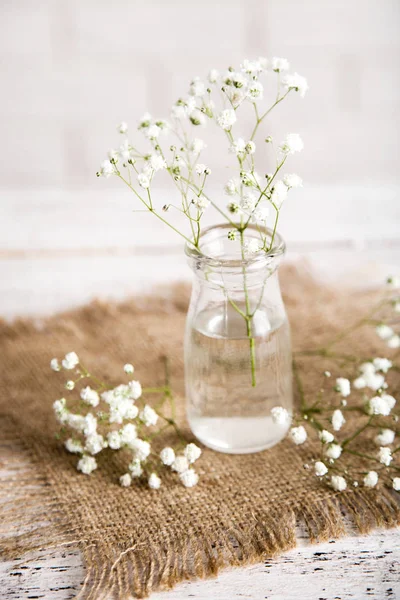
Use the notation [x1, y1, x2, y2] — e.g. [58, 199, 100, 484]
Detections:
[184, 223, 286, 270]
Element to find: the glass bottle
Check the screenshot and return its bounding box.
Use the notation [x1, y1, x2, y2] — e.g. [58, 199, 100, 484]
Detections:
[184, 223, 293, 454]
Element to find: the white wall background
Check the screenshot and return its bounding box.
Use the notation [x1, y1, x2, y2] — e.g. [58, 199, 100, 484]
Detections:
[1, 0, 399, 318]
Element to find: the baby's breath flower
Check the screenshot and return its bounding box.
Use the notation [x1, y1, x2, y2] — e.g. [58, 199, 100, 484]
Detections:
[83, 413, 97, 436]
[247, 81, 263, 101]
[138, 172, 151, 189]
[388, 335, 400, 349]
[367, 395, 396, 416]
[148, 473, 161, 489]
[224, 178, 240, 196]
[271, 406, 290, 425]
[189, 77, 206, 97]
[245, 141, 256, 154]
[139, 405, 158, 427]
[184, 443, 202, 464]
[331, 475, 347, 492]
[192, 197, 210, 210]
[271, 57, 289, 72]
[50, 358, 61, 372]
[319, 429, 334, 444]
[376, 324, 394, 340]
[120, 423, 138, 445]
[282, 72, 309, 97]
[251, 206, 269, 223]
[331, 409, 345, 432]
[244, 239, 263, 254]
[180, 468, 199, 488]
[145, 124, 161, 140]
[107, 430, 122, 450]
[85, 433, 105, 455]
[378, 447, 392, 466]
[77, 455, 97, 475]
[65, 438, 83, 454]
[129, 458, 143, 477]
[67, 413, 86, 431]
[62, 352, 79, 370]
[279, 133, 304, 154]
[80, 386, 100, 407]
[120, 473, 132, 487]
[65, 380, 75, 391]
[324, 371, 331, 378]
[289, 425, 307, 445]
[387, 275, 400, 289]
[372, 358, 392, 373]
[208, 69, 219, 84]
[228, 202, 240, 214]
[191, 138, 206, 153]
[131, 439, 151, 461]
[217, 109, 237, 130]
[374, 429, 395, 446]
[124, 363, 134, 374]
[171, 455, 189, 474]
[230, 138, 246, 156]
[227, 229, 237, 241]
[314, 461, 328, 477]
[393, 478, 400, 491]
[128, 380, 142, 400]
[160, 447, 175, 466]
[97, 159, 115, 178]
[149, 154, 167, 172]
[118, 121, 128, 134]
[195, 164, 211, 176]
[118, 139, 132, 162]
[325, 443, 342, 460]
[363, 471, 378, 488]
[283, 173, 303, 188]
[335, 377, 351, 397]
[270, 181, 288, 208]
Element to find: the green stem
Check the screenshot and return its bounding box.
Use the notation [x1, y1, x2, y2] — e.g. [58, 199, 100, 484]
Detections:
[239, 229, 256, 387]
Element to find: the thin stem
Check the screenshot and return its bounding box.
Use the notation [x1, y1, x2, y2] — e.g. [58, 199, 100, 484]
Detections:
[240, 229, 256, 387]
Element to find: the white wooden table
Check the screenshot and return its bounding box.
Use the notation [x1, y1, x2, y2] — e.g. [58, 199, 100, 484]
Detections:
[1, 185, 400, 599]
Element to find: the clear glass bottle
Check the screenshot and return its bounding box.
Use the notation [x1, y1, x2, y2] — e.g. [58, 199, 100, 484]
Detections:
[184, 224, 293, 454]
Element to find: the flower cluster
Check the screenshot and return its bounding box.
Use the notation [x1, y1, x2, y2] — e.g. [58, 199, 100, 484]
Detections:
[272, 277, 400, 493]
[52, 355, 201, 489]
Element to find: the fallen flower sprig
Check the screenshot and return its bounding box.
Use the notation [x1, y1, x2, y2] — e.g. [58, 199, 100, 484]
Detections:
[272, 276, 400, 493]
[52, 355, 201, 489]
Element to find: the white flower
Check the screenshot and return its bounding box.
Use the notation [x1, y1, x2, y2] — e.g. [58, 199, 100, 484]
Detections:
[245, 239, 263, 254]
[332, 409, 346, 432]
[139, 112, 152, 128]
[65, 380, 75, 391]
[118, 121, 128, 134]
[137, 172, 151, 189]
[146, 124, 161, 139]
[50, 358, 61, 372]
[131, 439, 151, 461]
[107, 430, 122, 450]
[118, 139, 132, 162]
[374, 429, 395, 446]
[189, 109, 206, 126]
[77, 455, 97, 475]
[283, 173, 303, 188]
[280, 133, 304, 154]
[62, 352, 79, 370]
[315, 461, 328, 477]
[388, 335, 400, 349]
[387, 276, 400, 289]
[319, 429, 334, 444]
[189, 77, 206, 97]
[245, 141, 256, 154]
[241, 192, 257, 212]
[331, 475, 347, 491]
[171, 455, 189, 474]
[148, 473, 161, 489]
[217, 109, 237, 130]
[270, 180, 288, 209]
[191, 138, 207, 154]
[65, 438, 83, 454]
[354, 364, 385, 391]
[184, 443, 202, 464]
[208, 69, 219, 83]
[251, 206, 269, 223]
[160, 447, 175, 466]
[139, 405, 158, 427]
[149, 154, 167, 172]
[394, 301, 400, 313]
[335, 377, 351, 397]
[247, 81, 263, 100]
[230, 137, 246, 156]
[376, 324, 394, 340]
[241, 58, 263, 74]
[128, 380, 142, 400]
[393, 477, 400, 491]
[325, 443, 342, 460]
[120, 473, 132, 487]
[85, 433, 105, 455]
[83, 413, 97, 436]
[80, 386, 100, 407]
[195, 163, 211, 176]
[271, 406, 290, 425]
[129, 458, 143, 477]
[108, 148, 118, 162]
[271, 57, 289, 72]
[180, 469, 199, 488]
[372, 358, 392, 373]
[124, 363, 134, 374]
[367, 395, 396, 416]
[378, 447, 392, 466]
[224, 178, 240, 196]
[282, 72, 309, 97]
[120, 423, 138, 445]
[98, 159, 115, 178]
[192, 197, 210, 210]
[67, 413, 86, 431]
[363, 471, 378, 488]
[289, 425, 307, 445]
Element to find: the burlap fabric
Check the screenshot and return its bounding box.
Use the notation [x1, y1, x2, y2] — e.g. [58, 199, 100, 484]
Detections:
[1, 266, 399, 599]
